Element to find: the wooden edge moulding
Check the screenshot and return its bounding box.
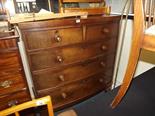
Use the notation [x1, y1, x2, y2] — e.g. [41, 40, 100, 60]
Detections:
[8, 12, 88, 24]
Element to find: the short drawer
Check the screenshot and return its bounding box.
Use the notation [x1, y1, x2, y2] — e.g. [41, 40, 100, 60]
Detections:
[37, 73, 108, 109]
[0, 52, 21, 70]
[29, 40, 116, 71]
[0, 90, 30, 110]
[0, 73, 27, 96]
[24, 27, 83, 51]
[86, 22, 119, 41]
[33, 55, 115, 91]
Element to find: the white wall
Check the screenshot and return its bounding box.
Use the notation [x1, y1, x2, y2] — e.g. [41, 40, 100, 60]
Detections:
[106, 0, 155, 88]
[135, 50, 155, 77]
[112, 19, 132, 87]
[106, 0, 133, 14]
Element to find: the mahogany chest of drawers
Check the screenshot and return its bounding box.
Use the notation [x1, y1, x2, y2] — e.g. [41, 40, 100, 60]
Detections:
[0, 33, 30, 110]
[18, 15, 120, 110]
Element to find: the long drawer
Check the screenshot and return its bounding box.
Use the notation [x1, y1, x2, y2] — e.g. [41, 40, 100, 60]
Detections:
[37, 72, 108, 109]
[24, 27, 83, 51]
[0, 90, 30, 110]
[0, 67, 23, 78]
[32, 54, 115, 91]
[0, 52, 21, 70]
[29, 39, 116, 71]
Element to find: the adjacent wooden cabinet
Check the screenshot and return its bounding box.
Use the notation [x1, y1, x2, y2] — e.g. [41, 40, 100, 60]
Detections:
[0, 32, 30, 110]
[18, 15, 120, 110]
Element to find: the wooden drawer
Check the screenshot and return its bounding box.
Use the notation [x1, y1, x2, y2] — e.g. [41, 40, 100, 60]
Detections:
[24, 27, 83, 51]
[0, 52, 21, 70]
[0, 68, 23, 78]
[29, 40, 116, 71]
[0, 72, 27, 96]
[0, 39, 17, 49]
[0, 90, 30, 110]
[33, 55, 115, 91]
[37, 72, 108, 109]
[86, 22, 119, 41]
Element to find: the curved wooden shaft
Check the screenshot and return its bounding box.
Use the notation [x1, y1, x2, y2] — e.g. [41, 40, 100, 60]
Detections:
[111, 0, 145, 108]
[111, 46, 142, 108]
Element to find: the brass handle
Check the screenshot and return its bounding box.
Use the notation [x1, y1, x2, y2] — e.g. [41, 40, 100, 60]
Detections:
[8, 100, 18, 106]
[102, 28, 109, 33]
[58, 75, 65, 82]
[100, 62, 106, 67]
[61, 92, 67, 99]
[56, 56, 63, 63]
[0, 80, 12, 88]
[101, 45, 107, 50]
[55, 35, 62, 42]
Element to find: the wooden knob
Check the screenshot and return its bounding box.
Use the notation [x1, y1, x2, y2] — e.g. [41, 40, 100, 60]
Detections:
[58, 75, 65, 82]
[100, 62, 105, 67]
[99, 78, 104, 83]
[55, 35, 61, 42]
[54, 30, 61, 42]
[101, 45, 107, 50]
[61, 92, 67, 99]
[56, 56, 63, 63]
